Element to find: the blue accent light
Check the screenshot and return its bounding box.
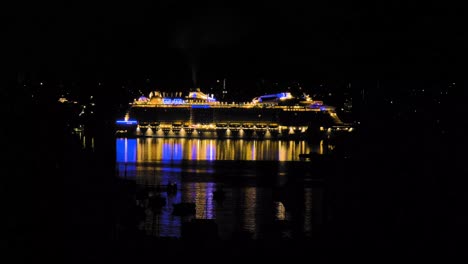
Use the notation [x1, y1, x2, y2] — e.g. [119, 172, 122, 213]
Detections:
[205, 182, 215, 219]
[163, 98, 184, 104]
[161, 143, 182, 163]
[116, 120, 137, 125]
[115, 138, 137, 163]
[207, 142, 216, 161]
[276, 92, 287, 99]
[162, 143, 171, 161]
[192, 105, 210, 109]
[173, 143, 182, 161]
[191, 143, 197, 160]
[173, 98, 184, 104]
[116, 138, 137, 178]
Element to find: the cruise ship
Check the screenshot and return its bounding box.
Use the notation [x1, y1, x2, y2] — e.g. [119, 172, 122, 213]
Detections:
[115, 89, 352, 138]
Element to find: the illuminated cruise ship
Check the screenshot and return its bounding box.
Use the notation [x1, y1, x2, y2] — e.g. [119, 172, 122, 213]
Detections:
[115, 89, 351, 138]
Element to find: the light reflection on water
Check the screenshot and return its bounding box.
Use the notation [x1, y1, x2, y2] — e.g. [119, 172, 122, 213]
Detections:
[116, 138, 327, 239]
[117, 138, 326, 163]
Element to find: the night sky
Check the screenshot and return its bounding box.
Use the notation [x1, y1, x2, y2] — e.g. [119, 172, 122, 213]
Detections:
[9, 2, 462, 88]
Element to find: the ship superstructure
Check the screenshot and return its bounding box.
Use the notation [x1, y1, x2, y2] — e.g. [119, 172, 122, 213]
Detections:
[116, 89, 351, 138]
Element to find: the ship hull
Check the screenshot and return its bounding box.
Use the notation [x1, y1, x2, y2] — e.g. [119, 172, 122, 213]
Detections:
[116, 105, 349, 139]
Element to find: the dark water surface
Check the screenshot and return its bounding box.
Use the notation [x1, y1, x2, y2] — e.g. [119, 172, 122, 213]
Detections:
[115, 138, 332, 240]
